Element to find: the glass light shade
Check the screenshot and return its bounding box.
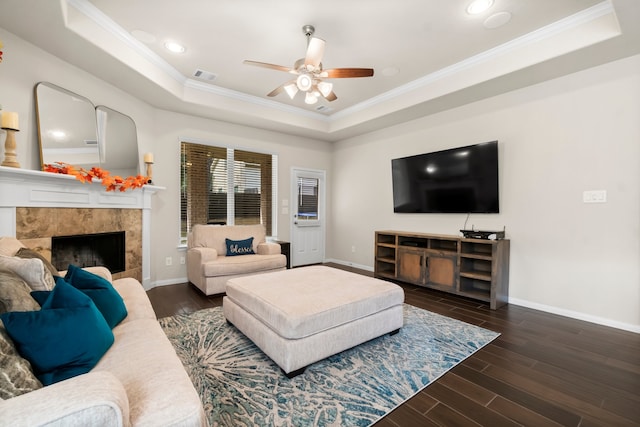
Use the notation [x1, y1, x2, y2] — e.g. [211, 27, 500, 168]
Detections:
[296, 74, 313, 92]
[284, 83, 298, 99]
[304, 92, 318, 104]
[316, 81, 333, 97]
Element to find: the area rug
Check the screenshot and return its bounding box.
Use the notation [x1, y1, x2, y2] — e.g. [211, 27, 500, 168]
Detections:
[159, 304, 499, 427]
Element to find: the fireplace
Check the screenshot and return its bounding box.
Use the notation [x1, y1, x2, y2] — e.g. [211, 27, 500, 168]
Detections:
[52, 231, 126, 273]
[0, 167, 161, 288]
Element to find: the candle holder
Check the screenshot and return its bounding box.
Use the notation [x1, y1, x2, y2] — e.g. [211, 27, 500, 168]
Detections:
[1, 127, 20, 168]
[145, 160, 153, 184]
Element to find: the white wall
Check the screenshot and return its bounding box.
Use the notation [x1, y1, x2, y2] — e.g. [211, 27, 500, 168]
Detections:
[3, 26, 638, 331]
[330, 54, 640, 331]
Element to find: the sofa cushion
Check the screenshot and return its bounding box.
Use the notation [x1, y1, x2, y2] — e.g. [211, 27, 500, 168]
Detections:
[203, 253, 286, 277]
[225, 237, 255, 256]
[1, 280, 114, 386]
[0, 255, 55, 291]
[0, 236, 25, 257]
[15, 247, 59, 278]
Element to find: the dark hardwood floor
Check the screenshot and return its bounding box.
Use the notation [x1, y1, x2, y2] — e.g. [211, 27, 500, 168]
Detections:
[147, 264, 640, 427]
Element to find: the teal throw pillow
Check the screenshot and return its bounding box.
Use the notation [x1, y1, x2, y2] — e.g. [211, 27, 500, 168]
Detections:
[0, 280, 114, 386]
[225, 237, 255, 256]
[64, 265, 128, 328]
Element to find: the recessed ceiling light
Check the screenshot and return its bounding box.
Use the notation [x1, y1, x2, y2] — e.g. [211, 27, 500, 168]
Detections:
[164, 41, 186, 53]
[466, 0, 494, 15]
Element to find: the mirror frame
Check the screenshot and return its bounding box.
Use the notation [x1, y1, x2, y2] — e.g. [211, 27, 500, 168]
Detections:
[34, 82, 99, 170]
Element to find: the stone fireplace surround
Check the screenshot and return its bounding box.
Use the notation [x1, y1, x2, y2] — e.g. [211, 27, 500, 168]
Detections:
[0, 166, 161, 288]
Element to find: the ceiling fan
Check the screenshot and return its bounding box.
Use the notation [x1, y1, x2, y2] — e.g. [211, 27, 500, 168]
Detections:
[243, 25, 374, 105]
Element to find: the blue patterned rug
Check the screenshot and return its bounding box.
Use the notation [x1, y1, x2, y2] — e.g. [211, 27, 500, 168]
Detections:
[159, 304, 499, 427]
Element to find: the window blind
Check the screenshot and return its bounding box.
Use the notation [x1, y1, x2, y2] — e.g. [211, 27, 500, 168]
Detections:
[180, 142, 275, 243]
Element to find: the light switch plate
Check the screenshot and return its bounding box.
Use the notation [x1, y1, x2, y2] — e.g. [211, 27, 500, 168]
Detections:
[583, 190, 607, 203]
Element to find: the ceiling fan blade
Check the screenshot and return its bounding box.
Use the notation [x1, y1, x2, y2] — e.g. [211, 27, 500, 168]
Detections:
[304, 37, 325, 69]
[323, 91, 338, 102]
[243, 60, 294, 73]
[321, 68, 375, 78]
[267, 85, 285, 97]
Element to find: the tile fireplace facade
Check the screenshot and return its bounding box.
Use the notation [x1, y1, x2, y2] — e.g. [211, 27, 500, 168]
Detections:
[16, 207, 142, 281]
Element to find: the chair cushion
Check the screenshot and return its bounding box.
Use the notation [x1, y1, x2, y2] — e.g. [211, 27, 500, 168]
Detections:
[203, 254, 286, 277]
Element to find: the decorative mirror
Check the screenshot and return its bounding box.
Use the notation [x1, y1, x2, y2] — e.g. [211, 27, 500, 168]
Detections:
[35, 82, 99, 169]
[95, 106, 139, 177]
[34, 83, 140, 177]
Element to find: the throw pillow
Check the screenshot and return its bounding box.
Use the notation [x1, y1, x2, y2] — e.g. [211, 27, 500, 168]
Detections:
[64, 265, 128, 328]
[0, 255, 55, 291]
[0, 325, 43, 399]
[15, 247, 59, 278]
[0, 280, 114, 386]
[225, 237, 255, 256]
[0, 269, 44, 398]
[0, 269, 42, 314]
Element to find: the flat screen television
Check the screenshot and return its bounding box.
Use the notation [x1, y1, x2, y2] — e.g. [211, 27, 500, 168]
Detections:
[392, 141, 499, 213]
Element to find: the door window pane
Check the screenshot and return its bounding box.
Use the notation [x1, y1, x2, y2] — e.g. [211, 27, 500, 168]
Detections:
[297, 177, 319, 220]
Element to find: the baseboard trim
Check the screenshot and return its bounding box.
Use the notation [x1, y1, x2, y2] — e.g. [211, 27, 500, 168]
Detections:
[326, 258, 639, 334]
[324, 258, 373, 272]
[145, 277, 188, 291]
[508, 297, 640, 334]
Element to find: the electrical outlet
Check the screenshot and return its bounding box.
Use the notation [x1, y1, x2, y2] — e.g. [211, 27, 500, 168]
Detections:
[180, 256, 185, 265]
[351, 245, 356, 253]
[165, 256, 172, 266]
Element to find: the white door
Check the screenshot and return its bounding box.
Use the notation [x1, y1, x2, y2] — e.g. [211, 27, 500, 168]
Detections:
[291, 168, 325, 267]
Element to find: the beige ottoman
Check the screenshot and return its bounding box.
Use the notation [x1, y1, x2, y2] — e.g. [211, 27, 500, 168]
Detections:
[223, 265, 405, 377]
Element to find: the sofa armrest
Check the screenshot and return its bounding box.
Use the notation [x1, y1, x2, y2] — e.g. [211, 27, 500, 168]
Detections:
[0, 371, 130, 427]
[56, 266, 113, 283]
[257, 242, 281, 255]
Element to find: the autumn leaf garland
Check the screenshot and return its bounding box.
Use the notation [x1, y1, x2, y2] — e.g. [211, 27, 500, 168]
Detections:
[44, 162, 150, 192]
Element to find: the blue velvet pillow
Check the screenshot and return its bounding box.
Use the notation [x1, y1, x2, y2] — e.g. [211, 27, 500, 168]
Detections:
[225, 237, 255, 256]
[0, 280, 114, 386]
[32, 266, 128, 329]
[64, 265, 127, 328]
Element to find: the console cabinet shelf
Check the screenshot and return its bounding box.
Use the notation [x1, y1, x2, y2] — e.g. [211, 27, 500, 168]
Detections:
[374, 231, 510, 309]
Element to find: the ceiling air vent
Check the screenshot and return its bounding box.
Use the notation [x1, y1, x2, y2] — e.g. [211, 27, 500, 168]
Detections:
[193, 69, 217, 81]
[315, 105, 333, 113]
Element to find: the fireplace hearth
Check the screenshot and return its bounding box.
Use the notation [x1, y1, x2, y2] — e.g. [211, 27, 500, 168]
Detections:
[52, 231, 126, 273]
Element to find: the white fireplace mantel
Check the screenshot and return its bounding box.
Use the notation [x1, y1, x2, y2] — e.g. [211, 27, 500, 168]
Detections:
[0, 166, 163, 288]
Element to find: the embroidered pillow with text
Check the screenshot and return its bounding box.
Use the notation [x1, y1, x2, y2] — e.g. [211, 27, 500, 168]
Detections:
[225, 237, 255, 256]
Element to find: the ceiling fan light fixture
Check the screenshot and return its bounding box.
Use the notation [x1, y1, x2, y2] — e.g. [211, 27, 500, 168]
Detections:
[317, 81, 333, 97]
[296, 74, 313, 92]
[284, 83, 299, 99]
[305, 92, 318, 105]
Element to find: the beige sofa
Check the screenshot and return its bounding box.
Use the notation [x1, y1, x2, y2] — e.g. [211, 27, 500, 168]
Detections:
[0, 237, 206, 427]
[187, 224, 287, 295]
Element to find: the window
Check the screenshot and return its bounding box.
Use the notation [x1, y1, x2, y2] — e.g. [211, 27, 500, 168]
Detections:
[180, 142, 277, 244]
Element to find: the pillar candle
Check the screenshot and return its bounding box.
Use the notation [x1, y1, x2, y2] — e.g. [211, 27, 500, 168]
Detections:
[1, 111, 19, 131]
[144, 152, 154, 163]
